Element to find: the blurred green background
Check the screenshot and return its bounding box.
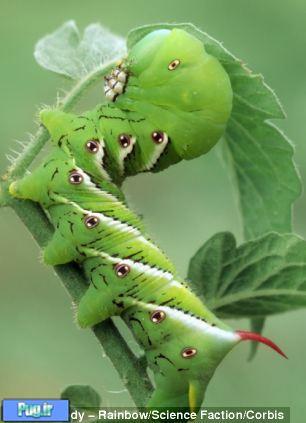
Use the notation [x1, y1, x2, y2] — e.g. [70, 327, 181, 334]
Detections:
[0, 0, 306, 421]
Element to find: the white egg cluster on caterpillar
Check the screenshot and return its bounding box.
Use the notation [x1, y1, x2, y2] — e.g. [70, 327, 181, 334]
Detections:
[104, 63, 128, 102]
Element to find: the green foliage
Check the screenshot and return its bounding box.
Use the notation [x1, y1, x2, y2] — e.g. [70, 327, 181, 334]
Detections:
[188, 232, 306, 318]
[61, 385, 101, 408]
[224, 119, 299, 240]
[34, 21, 126, 80]
[248, 317, 265, 360]
[1, 21, 304, 406]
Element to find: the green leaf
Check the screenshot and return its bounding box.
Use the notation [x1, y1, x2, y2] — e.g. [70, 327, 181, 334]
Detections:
[61, 385, 101, 408]
[248, 317, 265, 360]
[127, 23, 301, 239]
[188, 232, 306, 318]
[34, 21, 126, 80]
[223, 118, 299, 240]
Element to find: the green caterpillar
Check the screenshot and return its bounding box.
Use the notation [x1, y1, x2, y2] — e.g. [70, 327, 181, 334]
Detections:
[9, 28, 285, 411]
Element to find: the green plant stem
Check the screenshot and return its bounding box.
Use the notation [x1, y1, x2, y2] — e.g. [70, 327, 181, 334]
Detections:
[8, 195, 153, 406]
[0, 181, 7, 207]
[8, 63, 115, 179]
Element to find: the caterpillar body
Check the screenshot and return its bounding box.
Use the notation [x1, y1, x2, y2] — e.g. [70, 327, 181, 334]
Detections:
[10, 28, 285, 411]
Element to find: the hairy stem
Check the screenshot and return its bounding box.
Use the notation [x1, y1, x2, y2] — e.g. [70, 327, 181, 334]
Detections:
[8, 63, 115, 179]
[7, 195, 153, 406]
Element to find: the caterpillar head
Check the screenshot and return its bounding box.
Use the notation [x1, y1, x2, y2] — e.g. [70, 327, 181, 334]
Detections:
[115, 28, 233, 160]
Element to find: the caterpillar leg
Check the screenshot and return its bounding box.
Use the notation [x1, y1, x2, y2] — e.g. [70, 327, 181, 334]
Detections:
[147, 377, 205, 412]
[43, 231, 77, 265]
[188, 380, 205, 412]
[9, 171, 43, 203]
[77, 284, 118, 328]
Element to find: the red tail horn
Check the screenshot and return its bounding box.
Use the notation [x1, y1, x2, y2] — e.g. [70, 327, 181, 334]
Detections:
[236, 330, 287, 359]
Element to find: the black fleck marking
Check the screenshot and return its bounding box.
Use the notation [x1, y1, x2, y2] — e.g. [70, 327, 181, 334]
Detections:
[124, 250, 144, 260]
[75, 246, 86, 257]
[57, 134, 66, 147]
[159, 298, 174, 306]
[67, 220, 74, 233]
[51, 167, 59, 181]
[91, 278, 98, 289]
[129, 316, 145, 330]
[112, 299, 124, 309]
[156, 353, 175, 366]
[98, 113, 145, 123]
[43, 158, 56, 168]
[100, 274, 109, 286]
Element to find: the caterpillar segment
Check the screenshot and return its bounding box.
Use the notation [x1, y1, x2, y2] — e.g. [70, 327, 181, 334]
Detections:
[9, 143, 286, 410]
[9, 146, 239, 411]
[9, 27, 286, 412]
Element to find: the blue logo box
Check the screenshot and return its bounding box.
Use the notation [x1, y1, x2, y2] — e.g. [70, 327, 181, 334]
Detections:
[2, 399, 69, 422]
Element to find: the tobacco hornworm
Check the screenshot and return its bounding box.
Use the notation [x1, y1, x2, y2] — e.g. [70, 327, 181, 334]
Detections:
[10, 28, 285, 411]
